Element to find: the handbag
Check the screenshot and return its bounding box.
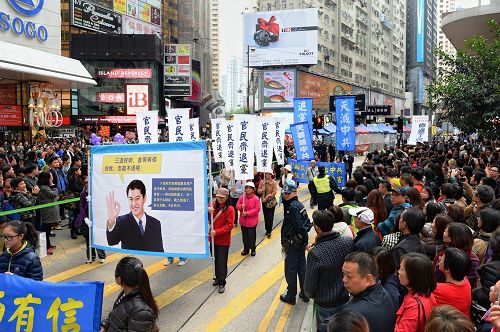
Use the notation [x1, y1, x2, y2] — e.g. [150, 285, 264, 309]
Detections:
[263, 184, 277, 208]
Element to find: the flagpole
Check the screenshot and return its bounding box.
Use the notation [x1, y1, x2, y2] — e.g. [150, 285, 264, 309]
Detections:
[86, 147, 93, 263]
[207, 138, 216, 280]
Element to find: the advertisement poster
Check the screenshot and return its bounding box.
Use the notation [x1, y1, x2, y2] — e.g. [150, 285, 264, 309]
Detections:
[127, 0, 139, 18]
[71, 0, 122, 34]
[150, 6, 161, 26]
[164, 44, 192, 97]
[408, 115, 429, 145]
[125, 84, 150, 114]
[262, 70, 295, 109]
[0, 105, 22, 126]
[139, 1, 151, 22]
[243, 8, 318, 67]
[0, 274, 103, 332]
[113, 0, 126, 13]
[91, 142, 209, 257]
[122, 14, 161, 35]
[297, 72, 329, 110]
[0, 84, 16, 104]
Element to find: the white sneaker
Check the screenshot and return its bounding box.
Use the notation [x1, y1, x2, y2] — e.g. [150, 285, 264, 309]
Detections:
[177, 260, 187, 266]
[99, 258, 106, 264]
[164, 260, 172, 266]
[85, 259, 93, 264]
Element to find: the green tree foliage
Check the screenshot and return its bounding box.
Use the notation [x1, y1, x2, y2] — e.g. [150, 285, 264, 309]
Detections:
[427, 20, 499, 137]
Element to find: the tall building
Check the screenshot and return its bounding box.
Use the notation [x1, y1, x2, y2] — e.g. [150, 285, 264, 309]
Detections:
[256, 0, 406, 117]
[211, 0, 220, 91]
[163, 0, 179, 43]
[222, 57, 247, 111]
[406, 0, 438, 115]
[437, 0, 456, 70]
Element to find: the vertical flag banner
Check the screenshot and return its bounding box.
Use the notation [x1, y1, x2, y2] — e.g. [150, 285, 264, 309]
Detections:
[335, 96, 355, 151]
[293, 98, 313, 136]
[233, 115, 255, 180]
[136, 111, 159, 143]
[189, 118, 200, 141]
[408, 115, 429, 145]
[273, 118, 287, 165]
[255, 117, 275, 172]
[90, 141, 209, 257]
[210, 119, 224, 162]
[290, 121, 314, 161]
[287, 158, 346, 187]
[0, 274, 104, 332]
[167, 108, 190, 142]
[221, 120, 236, 170]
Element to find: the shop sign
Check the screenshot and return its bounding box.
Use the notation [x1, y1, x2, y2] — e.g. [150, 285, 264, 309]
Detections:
[71, 0, 122, 34]
[121, 14, 160, 35]
[95, 68, 152, 79]
[113, 0, 126, 13]
[79, 115, 138, 124]
[164, 44, 192, 97]
[96, 92, 125, 103]
[0, 84, 17, 104]
[125, 84, 150, 114]
[150, 6, 160, 26]
[0, 105, 22, 126]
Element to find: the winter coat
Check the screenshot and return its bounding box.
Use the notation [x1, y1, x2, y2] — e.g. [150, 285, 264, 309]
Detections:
[236, 193, 261, 228]
[74, 189, 88, 228]
[101, 289, 158, 332]
[37, 185, 59, 224]
[9, 191, 37, 220]
[0, 242, 42, 281]
[354, 226, 381, 253]
[382, 273, 402, 310]
[473, 232, 491, 265]
[332, 222, 354, 239]
[395, 293, 436, 332]
[281, 196, 308, 244]
[208, 202, 235, 246]
[434, 249, 479, 288]
[304, 232, 353, 308]
[321, 283, 396, 332]
[377, 203, 411, 236]
[257, 179, 277, 203]
[474, 259, 500, 308]
[392, 234, 426, 268]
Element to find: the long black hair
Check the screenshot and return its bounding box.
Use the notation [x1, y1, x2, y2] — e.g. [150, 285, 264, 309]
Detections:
[115, 256, 159, 318]
[214, 195, 231, 211]
[6, 220, 38, 248]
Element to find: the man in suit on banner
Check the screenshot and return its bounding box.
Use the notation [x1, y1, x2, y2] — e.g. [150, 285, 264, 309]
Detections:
[106, 179, 164, 252]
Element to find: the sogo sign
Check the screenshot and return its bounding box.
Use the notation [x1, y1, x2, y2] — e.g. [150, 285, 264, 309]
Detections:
[0, 0, 48, 42]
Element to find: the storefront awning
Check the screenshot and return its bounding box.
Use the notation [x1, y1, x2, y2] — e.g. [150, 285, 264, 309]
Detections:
[0, 41, 96, 89]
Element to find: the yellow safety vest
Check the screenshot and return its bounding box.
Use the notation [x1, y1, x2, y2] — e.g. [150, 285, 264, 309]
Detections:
[313, 175, 331, 194]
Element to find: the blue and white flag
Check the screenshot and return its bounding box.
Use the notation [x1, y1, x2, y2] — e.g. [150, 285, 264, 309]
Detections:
[293, 98, 313, 137]
[287, 158, 347, 187]
[335, 96, 355, 151]
[290, 121, 314, 162]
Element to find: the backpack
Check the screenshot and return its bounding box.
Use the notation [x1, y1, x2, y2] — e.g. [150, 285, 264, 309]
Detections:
[2, 199, 22, 221]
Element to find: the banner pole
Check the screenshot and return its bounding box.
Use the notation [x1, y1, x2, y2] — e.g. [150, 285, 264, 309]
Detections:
[207, 139, 216, 280]
[87, 147, 92, 263]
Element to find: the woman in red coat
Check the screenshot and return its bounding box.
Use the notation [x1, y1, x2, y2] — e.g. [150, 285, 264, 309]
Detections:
[208, 187, 235, 294]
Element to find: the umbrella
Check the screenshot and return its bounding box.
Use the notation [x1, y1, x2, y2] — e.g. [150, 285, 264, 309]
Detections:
[355, 126, 369, 134]
[324, 123, 336, 132]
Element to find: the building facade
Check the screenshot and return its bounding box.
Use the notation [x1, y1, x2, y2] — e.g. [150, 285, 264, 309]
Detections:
[437, 0, 456, 70]
[256, 0, 406, 118]
[210, 0, 220, 91]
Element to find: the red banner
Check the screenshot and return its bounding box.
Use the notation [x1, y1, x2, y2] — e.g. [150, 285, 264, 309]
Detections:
[0, 105, 22, 126]
[0, 84, 17, 105]
[95, 68, 153, 79]
[96, 93, 125, 103]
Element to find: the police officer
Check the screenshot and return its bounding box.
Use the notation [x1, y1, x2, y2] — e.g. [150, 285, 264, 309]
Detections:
[280, 180, 309, 305]
[311, 165, 341, 211]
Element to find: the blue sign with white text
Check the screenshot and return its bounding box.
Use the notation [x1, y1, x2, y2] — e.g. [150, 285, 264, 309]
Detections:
[335, 96, 355, 151]
[293, 98, 313, 137]
[0, 274, 103, 332]
[287, 158, 346, 187]
[290, 121, 314, 162]
[0, 0, 49, 42]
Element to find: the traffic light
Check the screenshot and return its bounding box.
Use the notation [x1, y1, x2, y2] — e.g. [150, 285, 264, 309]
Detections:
[397, 116, 404, 133]
[313, 115, 324, 129]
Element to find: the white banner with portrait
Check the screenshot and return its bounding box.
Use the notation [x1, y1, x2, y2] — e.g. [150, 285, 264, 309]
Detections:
[255, 117, 275, 173]
[167, 108, 190, 142]
[90, 141, 209, 257]
[233, 115, 255, 180]
[136, 111, 159, 143]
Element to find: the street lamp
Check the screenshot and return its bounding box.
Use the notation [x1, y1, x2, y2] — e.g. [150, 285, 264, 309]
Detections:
[246, 45, 256, 113]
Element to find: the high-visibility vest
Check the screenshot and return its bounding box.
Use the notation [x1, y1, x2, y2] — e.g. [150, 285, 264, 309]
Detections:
[313, 175, 331, 194]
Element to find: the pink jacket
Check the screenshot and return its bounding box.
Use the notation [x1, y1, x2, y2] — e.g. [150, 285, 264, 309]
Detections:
[236, 193, 261, 227]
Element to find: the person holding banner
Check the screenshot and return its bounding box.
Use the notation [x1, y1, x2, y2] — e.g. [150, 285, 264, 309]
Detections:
[106, 180, 164, 252]
[229, 178, 244, 226]
[257, 171, 278, 238]
[101, 257, 159, 332]
[306, 160, 320, 208]
[236, 182, 261, 256]
[208, 188, 235, 293]
[0, 220, 42, 281]
[312, 166, 341, 211]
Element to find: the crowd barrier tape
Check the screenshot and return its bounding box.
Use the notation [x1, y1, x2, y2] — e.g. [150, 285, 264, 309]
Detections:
[0, 198, 81, 217]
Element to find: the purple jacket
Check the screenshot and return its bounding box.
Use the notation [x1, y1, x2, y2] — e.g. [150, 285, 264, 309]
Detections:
[74, 189, 88, 228]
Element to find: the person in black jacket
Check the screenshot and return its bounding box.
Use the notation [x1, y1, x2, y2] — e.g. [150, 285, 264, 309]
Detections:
[101, 257, 159, 332]
[0, 220, 42, 281]
[304, 209, 353, 326]
[391, 207, 426, 269]
[280, 180, 309, 305]
[473, 228, 500, 309]
[320, 252, 396, 332]
[349, 207, 381, 252]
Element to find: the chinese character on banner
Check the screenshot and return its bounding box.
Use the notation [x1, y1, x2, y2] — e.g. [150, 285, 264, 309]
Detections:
[168, 108, 190, 142]
[211, 119, 224, 162]
[287, 159, 347, 187]
[255, 117, 275, 172]
[188, 118, 200, 141]
[335, 96, 355, 151]
[233, 115, 255, 180]
[273, 118, 287, 165]
[407, 115, 429, 145]
[136, 111, 159, 143]
[293, 98, 313, 137]
[290, 122, 314, 162]
[221, 121, 236, 170]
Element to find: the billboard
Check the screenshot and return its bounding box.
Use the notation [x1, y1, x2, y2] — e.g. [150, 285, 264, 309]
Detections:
[164, 44, 192, 97]
[95, 68, 152, 79]
[416, 0, 424, 63]
[243, 8, 318, 67]
[261, 70, 295, 109]
[122, 14, 161, 35]
[71, 0, 122, 34]
[125, 84, 150, 114]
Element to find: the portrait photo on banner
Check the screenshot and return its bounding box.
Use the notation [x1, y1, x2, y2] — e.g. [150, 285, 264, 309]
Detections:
[90, 141, 209, 258]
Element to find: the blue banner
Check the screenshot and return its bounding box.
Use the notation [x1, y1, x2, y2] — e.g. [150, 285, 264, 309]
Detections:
[293, 98, 313, 137]
[287, 158, 346, 187]
[335, 96, 356, 151]
[290, 121, 314, 162]
[0, 274, 103, 332]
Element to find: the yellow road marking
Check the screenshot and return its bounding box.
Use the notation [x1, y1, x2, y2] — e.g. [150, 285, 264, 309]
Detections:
[45, 253, 125, 282]
[205, 261, 285, 331]
[258, 278, 287, 332]
[275, 298, 293, 331]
